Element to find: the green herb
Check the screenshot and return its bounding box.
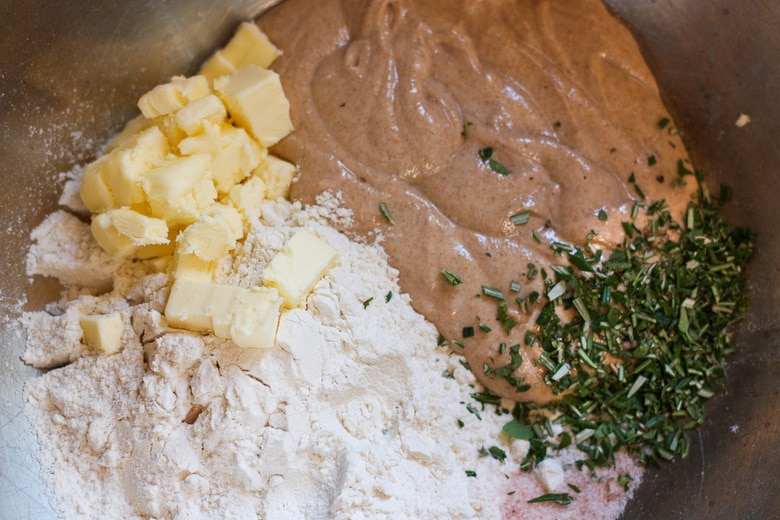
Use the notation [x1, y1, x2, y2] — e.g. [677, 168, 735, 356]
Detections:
[510, 211, 531, 226]
[648, 154, 657, 166]
[597, 209, 608, 221]
[362, 297, 373, 309]
[457, 419, 464, 428]
[385, 291, 393, 303]
[465, 470, 477, 477]
[462, 120, 473, 138]
[379, 202, 395, 225]
[528, 493, 573, 506]
[488, 446, 507, 463]
[487, 178, 753, 470]
[503, 419, 535, 440]
[617, 473, 633, 491]
[658, 117, 671, 129]
[462, 326, 475, 338]
[478, 147, 511, 174]
[567, 483, 582, 493]
[510, 280, 521, 293]
[482, 286, 504, 300]
[442, 369, 454, 379]
[479, 323, 492, 333]
[441, 268, 463, 286]
[488, 158, 511, 175]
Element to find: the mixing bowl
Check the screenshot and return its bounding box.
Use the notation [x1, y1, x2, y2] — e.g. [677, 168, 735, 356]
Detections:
[1, 1, 777, 518]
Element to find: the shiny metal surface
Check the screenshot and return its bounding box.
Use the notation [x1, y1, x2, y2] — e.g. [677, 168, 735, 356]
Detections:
[0, 1, 777, 519]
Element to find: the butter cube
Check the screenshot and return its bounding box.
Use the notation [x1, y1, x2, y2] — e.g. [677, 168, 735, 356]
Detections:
[91, 208, 169, 258]
[214, 65, 293, 147]
[262, 229, 338, 308]
[176, 204, 243, 262]
[179, 123, 264, 194]
[174, 94, 228, 136]
[207, 284, 245, 339]
[142, 154, 217, 226]
[164, 278, 281, 349]
[172, 252, 214, 281]
[80, 126, 169, 212]
[226, 175, 267, 216]
[221, 22, 281, 70]
[254, 154, 297, 200]
[106, 114, 154, 153]
[80, 313, 124, 355]
[230, 286, 282, 349]
[200, 51, 237, 82]
[164, 277, 215, 331]
[138, 75, 211, 119]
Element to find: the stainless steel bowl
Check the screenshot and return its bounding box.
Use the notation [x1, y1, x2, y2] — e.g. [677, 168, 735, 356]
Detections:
[1, 1, 777, 518]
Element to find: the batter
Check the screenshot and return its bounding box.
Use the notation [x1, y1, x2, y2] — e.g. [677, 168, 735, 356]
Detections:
[259, 0, 695, 402]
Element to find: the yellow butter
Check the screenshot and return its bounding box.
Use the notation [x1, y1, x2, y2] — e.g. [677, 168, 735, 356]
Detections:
[176, 204, 243, 262]
[90, 208, 169, 258]
[199, 51, 237, 82]
[221, 22, 281, 70]
[254, 154, 297, 200]
[164, 277, 215, 331]
[214, 65, 293, 147]
[178, 123, 264, 194]
[226, 175, 267, 216]
[142, 154, 217, 225]
[80, 313, 124, 355]
[137, 75, 211, 119]
[174, 94, 228, 136]
[262, 229, 338, 308]
[230, 286, 283, 349]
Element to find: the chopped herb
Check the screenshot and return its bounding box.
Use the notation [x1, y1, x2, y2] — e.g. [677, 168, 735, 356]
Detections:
[658, 117, 671, 129]
[648, 154, 657, 166]
[567, 483, 582, 494]
[528, 493, 573, 506]
[503, 419, 535, 440]
[482, 286, 504, 300]
[462, 120, 473, 138]
[462, 326, 475, 338]
[597, 209, 608, 221]
[385, 291, 393, 303]
[617, 473, 633, 492]
[507, 178, 753, 469]
[465, 470, 477, 477]
[379, 202, 395, 225]
[457, 419, 464, 428]
[441, 268, 463, 286]
[510, 211, 531, 226]
[442, 369, 454, 379]
[628, 172, 636, 183]
[553, 120, 562, 128]
[488, 446, 508, 463]
[488, 158, 511, 175]
[479, 323, 492, 333]
[479, 147, 493, 160]
[510, 280, 522, 293]
[362, 297, 373, 309]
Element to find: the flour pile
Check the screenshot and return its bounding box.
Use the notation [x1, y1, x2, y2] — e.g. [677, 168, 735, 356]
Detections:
[23, 186, 642, 519]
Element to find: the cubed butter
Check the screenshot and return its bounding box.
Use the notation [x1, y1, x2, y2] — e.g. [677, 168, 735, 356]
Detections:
[174, 94, 228, 136]
[221, 22, 281, 70]
[164, 277, 215, 331]
[80, 126, 169, 212]
[142, 154, 217, 226]
[172, 252, 214, 282]
[176, 203, 243, 262]
[253, 154, 297, 200]
[106, 114, 154, 153]
[226, 175, 267, 216]
[178, 123, 264, 194]
[230, 286, 283, 349]
[91, 208, 169, 258]
[80, 313, 124, 355]
[137, 75, 211, 119]
[214, 65, 293, 147]
[164, 278, 282, 349]
[199, 51, 237, 82]
[262, 229, 338, 308]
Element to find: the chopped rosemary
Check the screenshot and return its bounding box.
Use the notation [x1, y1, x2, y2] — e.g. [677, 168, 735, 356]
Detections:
[465, 470, 477, 477]
[379, 202, 395, 225]
[441, 268, 463, 286]
[362, 297, 373, 309]
[462, 120, 473, 138]
[493, 178, 752, 470]
[528, 493, 573, 506]
[510, 211, 531, 226]
[478, 147, 511, 174]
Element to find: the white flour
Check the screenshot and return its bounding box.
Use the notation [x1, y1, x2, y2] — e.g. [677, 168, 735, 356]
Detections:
[23, 191, 642, 519]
